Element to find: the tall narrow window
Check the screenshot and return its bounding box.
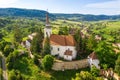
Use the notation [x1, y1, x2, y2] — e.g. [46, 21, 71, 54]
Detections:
[46, 32, 48, 36]
[58, 48, 59, 51]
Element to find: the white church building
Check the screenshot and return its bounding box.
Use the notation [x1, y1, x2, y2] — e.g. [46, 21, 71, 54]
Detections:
[22, 12, 77, 61]
[44, 12, 77, 61]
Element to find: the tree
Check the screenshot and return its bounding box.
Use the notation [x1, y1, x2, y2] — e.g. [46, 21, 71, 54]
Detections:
[0, 68, 3, 80]
[36, 28, 44, 53]
[13, 26, 22, 43]
[8, 70, 23, 80]
[42, 55, 54, 71]
[3, 45, 14, 57]
[72, 71, 104, 80]
[115, 55, 120, 76]
[86, 35, 97, 52]
[43, 36, 50, 55]
[30, 28, 44, 54]
[33, 56, 39, 65]
[58, 26, 69, 35]
[95, 41, 117, 68]
[6, 50, 19, 70]
[74, 29, 83, 56]
[0, 40, 9, 52]
[91, 65, 100, 77]
[30, 36, 40, 53]
[72, 71, 95, 80]
[0, 32, 4, 40]
[8, 70, 16, 80]
[96, 77, 104, 80]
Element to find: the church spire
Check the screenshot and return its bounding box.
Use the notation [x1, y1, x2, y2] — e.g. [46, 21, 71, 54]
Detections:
[44, 10, 52, 38]
[46, 11, 49, 25]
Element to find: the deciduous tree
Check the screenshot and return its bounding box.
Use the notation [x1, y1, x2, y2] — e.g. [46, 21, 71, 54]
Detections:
[115, 55, 120, 76]
[42, 55, 54, 71]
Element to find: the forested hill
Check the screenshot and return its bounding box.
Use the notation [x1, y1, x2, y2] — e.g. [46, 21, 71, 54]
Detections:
[54, 14, 120, 21]
[0, 8, 55, 21]
[0, 8, 120, 21]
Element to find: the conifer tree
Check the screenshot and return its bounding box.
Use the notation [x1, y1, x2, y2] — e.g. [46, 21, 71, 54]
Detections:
[30, 27, 44, 53]
[13, 26, 22, 43]
[43, 36, 50, 55]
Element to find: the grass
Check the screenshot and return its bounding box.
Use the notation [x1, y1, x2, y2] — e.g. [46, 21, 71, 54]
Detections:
[90, 20, 120, 42]
[3, 32, 14, 42]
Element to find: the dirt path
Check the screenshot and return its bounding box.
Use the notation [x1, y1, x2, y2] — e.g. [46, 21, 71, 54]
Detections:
[0, 52, 8, 80]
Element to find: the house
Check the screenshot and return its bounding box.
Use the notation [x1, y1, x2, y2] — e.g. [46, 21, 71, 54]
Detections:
[69, 28, 77, 35]
[88, 52, 100, 69]
[44, 12, 77, 61]
[116, 43, 120, 49]
[21, 33, 37, 49]
[95, 35, 102, 41]
[100, 69, 114, 78]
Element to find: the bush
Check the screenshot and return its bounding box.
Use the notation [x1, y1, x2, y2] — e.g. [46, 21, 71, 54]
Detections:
[42, 55, 54, 71]
[0, 68, 3, 80]
[91, 65, 100, 77]
[115, 55, 120, 76]
[3, 45, 14, 57]
[8, 70, 24, 80]
[33, 56, 39, 66]
[72, 71, 95, 80]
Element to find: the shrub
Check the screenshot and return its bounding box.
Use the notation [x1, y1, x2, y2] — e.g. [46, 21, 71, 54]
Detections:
[42, 55, 54, 71]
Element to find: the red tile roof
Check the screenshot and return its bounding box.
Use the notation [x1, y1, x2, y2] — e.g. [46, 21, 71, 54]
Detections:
[89, 52, 98, 59]
[50, 34, 76, 46]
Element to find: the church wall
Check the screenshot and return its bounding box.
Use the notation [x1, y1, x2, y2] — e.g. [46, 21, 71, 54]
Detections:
[44, 28, 52, 38]
[64, 55, 72, 61]
[51, 45, 77, 60]
[88, 58, 100, 69]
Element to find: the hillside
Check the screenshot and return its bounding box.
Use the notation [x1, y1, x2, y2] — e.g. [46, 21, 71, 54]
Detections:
[0, 8, 120, 21]
[0, 8, 55, 21]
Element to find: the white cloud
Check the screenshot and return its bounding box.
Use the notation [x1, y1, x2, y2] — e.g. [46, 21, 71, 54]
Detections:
[0, 0, 18, 5]
[85, 0, 120, 9]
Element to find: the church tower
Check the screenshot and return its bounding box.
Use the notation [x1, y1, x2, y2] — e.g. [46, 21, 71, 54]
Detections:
[44, 11, 52, 38]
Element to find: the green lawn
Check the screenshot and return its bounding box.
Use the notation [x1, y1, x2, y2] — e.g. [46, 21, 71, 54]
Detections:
[3, 32, 14, 42]
[90, 20, 120, 42]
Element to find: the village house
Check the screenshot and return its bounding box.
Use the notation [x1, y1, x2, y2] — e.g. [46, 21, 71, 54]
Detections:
[95, 35, 102, 41]
[88, 52, 100, 69]
[21, 33, 37, 49]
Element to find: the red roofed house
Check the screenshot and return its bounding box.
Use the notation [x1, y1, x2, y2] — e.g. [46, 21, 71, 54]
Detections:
[44, 12, 77, 61]
[88, 52, 100, 69]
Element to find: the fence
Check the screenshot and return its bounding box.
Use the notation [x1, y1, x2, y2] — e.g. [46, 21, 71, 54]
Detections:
[52, 59, 89, 71]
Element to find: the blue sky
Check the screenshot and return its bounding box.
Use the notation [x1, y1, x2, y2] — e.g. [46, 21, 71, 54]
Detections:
[0, 0, 120, 15]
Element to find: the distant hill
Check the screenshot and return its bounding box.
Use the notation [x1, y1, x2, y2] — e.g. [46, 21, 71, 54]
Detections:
[54, 14, 120, 21]
[0, 8, 120, 21]
[0, 8, 55, 21]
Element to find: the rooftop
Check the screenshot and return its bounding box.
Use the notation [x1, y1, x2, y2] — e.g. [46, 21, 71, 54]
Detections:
[50, 34, 76, 46]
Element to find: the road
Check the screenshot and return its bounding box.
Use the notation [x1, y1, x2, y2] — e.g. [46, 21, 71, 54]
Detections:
[28, 49, 34, 59]
[0, 52, 8, 80]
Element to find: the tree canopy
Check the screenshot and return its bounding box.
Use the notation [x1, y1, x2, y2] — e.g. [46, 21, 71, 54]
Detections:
[42, 55, 54, 71]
